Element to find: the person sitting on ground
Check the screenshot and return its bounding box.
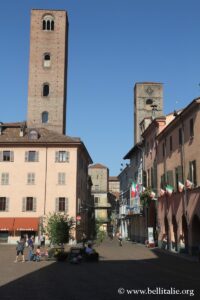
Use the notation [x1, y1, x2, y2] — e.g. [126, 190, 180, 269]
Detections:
[15, 238, 25, 263]
[85, 243, 99, 261]
[85, 243, 94, 255]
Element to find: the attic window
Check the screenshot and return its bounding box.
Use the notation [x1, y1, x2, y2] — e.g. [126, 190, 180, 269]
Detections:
[28, 130, 39, 140]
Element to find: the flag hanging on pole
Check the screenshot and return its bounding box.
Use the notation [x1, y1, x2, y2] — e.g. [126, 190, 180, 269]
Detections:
[131, 182, 137, 198]
[166, 185, 173, 195]
[178, 181, 184, 192]
[185, 179, 193, 189]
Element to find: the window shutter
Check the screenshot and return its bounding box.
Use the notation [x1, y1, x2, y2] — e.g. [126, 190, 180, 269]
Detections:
[35, 151, 39, 162]
[66, 151, 70, 162]
[10, 151, 14, 162]
[22, 197, 26, 212]
[33, 198, 37, 212]
[55, 151, 59, 162]
[25, 151, 28, 162]
[65, 198, 69, 213]
[0, 151, 3, 162]
[55, 198, 59, 212]
[5, 198, 9, 212]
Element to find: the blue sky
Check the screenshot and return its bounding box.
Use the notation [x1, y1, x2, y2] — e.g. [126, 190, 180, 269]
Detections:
[1, 0, 200, 175]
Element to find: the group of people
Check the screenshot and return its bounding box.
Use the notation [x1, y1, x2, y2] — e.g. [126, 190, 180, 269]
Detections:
[14, 235, 47, 263]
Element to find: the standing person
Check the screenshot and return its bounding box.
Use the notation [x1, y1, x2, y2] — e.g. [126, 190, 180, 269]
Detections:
[40, 235, 45, 247]
[35, 246, 41, 262]
[27, 236, 34, 261]
[14, 238, 25, 262]
[117, 232, 123, 246]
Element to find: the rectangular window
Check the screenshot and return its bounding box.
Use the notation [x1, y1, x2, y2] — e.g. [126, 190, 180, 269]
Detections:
[160, 174, 165, 189]
[1, 173, 9, 185]
[0, 197, 6, 211]
[175, 166, 183, 192]
[26, 197, 33, 211]
[170, 136, 173, 152]
[55, 151, 70, 162]
[25, 151, 39, 162]
[189, 160, 197, 186]
[166, 170, 174, 187]
[94, 197, 99, 204]
[27, 173, 35, 185]
[190, 118, 194, 137]
[162, 143, 165, 158]
[55, 197, 68, 212]
[22, 197, 36, 212]
[58, 173, 66, 185]
[179, 128, 182, 145]
[59, 198, 65, 211]
[0, 151, 14, 162]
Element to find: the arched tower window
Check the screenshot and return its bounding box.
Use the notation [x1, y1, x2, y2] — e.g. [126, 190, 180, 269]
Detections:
[43, 83, 49, 97]
[42, 15, 55, 31]
[43, 53, 51, 68]
[42, 112, 49, 123]
[146, 99, 153, 105]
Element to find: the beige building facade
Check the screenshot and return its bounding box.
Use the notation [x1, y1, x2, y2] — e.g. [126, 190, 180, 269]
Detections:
[0, 123, 92, 243]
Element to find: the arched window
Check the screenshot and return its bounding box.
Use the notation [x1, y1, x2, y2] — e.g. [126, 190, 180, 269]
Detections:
[43, 53, 51, 68]
[146, 99, 153, 105]
[42, 112, 48, 123]
[43, 83, 49, 97]
[42, 15, 55, 31]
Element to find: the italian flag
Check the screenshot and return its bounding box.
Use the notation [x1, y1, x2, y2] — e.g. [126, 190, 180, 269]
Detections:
[166, 185, 173, 195]
[178, 181, 184, 192]
[131, 182, 137, 198]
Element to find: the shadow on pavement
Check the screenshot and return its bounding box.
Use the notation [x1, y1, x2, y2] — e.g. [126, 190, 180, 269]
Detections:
[0, 253, 200, 300]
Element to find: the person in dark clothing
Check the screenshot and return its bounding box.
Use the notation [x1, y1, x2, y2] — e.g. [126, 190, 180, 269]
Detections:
[14, 238, 25, 262]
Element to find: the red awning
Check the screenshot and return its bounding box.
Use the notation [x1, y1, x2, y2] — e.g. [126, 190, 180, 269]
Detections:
[14, 218, 39, 231]
[0, 218, 15, 231]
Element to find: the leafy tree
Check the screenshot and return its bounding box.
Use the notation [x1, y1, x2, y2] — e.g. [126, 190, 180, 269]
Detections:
[45, 213, 74, 245]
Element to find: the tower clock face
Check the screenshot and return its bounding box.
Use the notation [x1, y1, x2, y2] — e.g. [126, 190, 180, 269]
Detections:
[146, 87, 153, 95]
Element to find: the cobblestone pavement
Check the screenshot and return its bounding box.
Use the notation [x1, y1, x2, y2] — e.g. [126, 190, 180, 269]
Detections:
[0, 239, 200, 300]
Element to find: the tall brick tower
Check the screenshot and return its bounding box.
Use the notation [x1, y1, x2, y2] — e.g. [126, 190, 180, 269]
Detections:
[27, 9, 68, 134]
[134, 82, 163, 144]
